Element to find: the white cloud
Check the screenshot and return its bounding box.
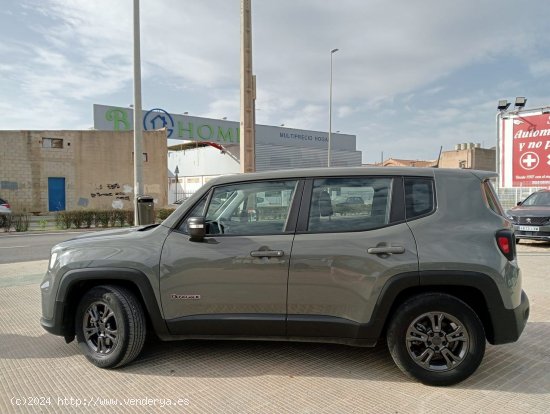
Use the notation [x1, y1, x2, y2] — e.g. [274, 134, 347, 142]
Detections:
[1, 0, 549, 160]
[530, 60, 550, 77]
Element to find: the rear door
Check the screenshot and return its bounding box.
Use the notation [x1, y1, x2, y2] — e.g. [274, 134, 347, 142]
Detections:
[160, 179, 302, 337]
[287, 175, 419, 338]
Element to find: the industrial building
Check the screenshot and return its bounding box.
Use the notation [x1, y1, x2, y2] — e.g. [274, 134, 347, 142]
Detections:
[0, 105, 362, 212]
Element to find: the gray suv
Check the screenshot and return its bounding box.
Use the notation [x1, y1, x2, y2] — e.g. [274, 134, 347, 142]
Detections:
[40, 167, 529, 386]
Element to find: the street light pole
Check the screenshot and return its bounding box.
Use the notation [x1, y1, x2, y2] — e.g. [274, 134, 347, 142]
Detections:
[133, 0, 144, 225]
[328, 48, 339, 167]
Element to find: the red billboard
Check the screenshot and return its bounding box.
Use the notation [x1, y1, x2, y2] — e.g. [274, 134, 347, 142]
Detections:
[500, 111, 550, 188]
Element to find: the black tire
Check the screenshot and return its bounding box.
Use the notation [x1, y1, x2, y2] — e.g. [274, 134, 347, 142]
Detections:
[386, 293, 485, 386]
[75, 285, 146, 368]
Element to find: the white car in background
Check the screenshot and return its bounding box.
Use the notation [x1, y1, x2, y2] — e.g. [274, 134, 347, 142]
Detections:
[0, 197, 12, 226]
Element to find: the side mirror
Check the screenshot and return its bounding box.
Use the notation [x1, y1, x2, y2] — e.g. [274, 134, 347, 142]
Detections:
[516, 201, 523, 206]
[187, 217, 205, 241]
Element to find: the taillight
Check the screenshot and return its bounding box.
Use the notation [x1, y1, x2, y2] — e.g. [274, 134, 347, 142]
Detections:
[496, 230, 515, 261]
[498, 237, 510, 254]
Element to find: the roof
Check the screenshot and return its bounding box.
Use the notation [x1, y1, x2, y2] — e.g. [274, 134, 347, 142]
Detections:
[206, 166, 496, 187]
[160, 166, 497, 228]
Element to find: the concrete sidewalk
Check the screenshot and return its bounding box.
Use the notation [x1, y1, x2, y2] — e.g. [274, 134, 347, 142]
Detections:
[0, 253, 548, 413]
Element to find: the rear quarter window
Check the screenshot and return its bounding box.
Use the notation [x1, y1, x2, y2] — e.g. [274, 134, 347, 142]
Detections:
[482, 180, 505, 217]
[404, 178, 435, 220]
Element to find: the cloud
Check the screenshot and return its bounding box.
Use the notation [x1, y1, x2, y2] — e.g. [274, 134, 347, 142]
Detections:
[530, 60, 550, 77]
[1, 0, 549, 161]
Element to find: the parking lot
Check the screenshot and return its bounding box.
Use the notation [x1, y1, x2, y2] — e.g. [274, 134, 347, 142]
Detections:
[0, 242, 549, 413]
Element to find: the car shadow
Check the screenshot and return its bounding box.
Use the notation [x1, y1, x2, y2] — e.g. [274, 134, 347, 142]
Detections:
[2, 323, 547, 394]
[0, 333, 80, 359]
[116, 322, 548, 394]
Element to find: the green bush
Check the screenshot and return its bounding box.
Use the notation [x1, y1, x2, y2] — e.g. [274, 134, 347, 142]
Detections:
[54, 209, 140, 229]
[13, 213, 30, 232]
[110, 210, 127, 227]
[1, 214, 13, 232]
[72, 211, 85, 228]
[56, 211, 73, 229]
[82, 210, 95, 228]
[124, 210, 135, 226]
[333, 204, 372, 216]
[95, 211, 111, 228]
[157, 208, 175, 220]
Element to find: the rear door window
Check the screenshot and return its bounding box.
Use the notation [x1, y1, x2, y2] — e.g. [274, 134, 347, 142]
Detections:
[306, 177, 393, 232]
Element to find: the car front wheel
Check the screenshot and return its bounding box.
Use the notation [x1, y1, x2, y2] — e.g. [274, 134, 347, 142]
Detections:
[387, 293, 485, 386]
[75, 285, 146, 368]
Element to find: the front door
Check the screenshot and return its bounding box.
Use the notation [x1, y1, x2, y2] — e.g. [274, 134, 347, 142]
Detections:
[48, 177, 66, 211]
[160, 179, 302, 337]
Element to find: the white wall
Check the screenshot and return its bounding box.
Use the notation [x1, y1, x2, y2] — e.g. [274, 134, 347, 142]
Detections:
[167, 146, 239, 202]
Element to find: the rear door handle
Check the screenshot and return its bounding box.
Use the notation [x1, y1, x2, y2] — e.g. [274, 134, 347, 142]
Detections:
[250, 250, 285, 257]
[367, 246, 405, 255]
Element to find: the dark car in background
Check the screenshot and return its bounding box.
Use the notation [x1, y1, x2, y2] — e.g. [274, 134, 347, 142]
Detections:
[508, 190, 550, 242]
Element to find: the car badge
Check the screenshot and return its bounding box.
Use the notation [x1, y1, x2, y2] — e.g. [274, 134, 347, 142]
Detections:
[526, 218, 531, 223]
[170, 294, 201, 300]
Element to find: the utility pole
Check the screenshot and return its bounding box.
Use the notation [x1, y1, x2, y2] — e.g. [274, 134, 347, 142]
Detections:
[240, 0, 256, 173]
[328, 48, 338, 167]
[133, 0, 144, 224]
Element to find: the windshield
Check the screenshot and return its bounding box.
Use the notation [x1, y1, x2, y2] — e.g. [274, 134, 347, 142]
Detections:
[522, 192, 550, 206]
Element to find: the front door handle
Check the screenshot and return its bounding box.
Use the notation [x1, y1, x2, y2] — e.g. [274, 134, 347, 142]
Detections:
[250, 250, 285, 258]
[367, 246, 405, 255]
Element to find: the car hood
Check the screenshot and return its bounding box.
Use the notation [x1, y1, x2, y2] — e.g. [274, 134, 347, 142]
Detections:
[50, 224, 170, 274]
[60, 224, 158, 244]
[508, 206, 550, 217]
[55, 224, 161, 249]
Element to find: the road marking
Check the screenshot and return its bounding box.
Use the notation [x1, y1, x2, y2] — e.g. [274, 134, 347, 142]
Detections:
[0, 245, 29, 249]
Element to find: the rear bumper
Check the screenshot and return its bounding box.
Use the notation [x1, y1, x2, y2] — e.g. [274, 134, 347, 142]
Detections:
[489, 290, 530, 345]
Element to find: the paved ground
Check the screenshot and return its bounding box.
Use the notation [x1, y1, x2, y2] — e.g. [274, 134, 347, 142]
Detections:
[0, 242, 549, 413]
[0, 230, 104, 264]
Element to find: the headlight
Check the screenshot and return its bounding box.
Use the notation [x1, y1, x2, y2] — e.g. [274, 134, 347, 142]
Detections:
[49, 252, 58, 269]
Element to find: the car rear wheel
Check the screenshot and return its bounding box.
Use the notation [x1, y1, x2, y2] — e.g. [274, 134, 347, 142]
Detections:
[387, 293, 485, 386]
[75, 285, 146, 368]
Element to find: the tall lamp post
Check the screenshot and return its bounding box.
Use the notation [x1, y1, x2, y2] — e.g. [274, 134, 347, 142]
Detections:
[133, 0, 144, 225]
[496, 100, 511, 188]
[328, 48, 339, 167]
[496, 97, 526, 188]
[174, 165, 179, 203]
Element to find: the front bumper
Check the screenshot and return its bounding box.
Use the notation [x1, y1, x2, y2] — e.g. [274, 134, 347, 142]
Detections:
[40, 300, 70, 338]
[489, 290, 530, 345]
[514, 224, 550, 241]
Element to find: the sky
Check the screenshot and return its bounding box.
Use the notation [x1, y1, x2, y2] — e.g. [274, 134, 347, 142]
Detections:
[1, 0, 550, 164]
